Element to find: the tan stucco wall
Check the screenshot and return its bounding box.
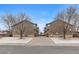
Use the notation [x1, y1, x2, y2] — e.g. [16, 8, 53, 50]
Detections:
[12, 21, 38, 37]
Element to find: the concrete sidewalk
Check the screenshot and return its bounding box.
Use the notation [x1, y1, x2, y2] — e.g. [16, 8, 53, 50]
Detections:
[0, 37, 33, 45]
[51, 37, 79, 46]
[0, 37, 79, 46]
[0, 37, 55, 46]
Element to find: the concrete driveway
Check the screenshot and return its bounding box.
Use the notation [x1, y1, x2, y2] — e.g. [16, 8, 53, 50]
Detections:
[27, 37, 55, 46]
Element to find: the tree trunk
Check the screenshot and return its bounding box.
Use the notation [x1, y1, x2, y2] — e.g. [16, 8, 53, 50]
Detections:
[63, 31, 66, 39]
[10, 30, 13, 37]
[20, 31, 23, 39]
[63, 28, 66, 39]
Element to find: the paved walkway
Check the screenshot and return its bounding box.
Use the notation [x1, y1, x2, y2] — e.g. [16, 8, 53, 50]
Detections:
[27, 37, 55, 46]
[51, 37, 79, 46]
[0, 37, 33, 45]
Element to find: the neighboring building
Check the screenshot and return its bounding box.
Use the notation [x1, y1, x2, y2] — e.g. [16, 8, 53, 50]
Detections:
[12, 20, 39, 37]
[44, 20, 77, 37]
[0, 30, 9, 37]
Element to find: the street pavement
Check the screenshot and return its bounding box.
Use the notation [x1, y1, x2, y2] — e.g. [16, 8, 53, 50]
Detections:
[0, 45, 79, 54]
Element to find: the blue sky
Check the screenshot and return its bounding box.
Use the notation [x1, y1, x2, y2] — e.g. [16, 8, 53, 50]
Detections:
[0, 4, 79, 32]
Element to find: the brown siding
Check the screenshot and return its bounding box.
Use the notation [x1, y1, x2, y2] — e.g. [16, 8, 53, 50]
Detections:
[12, 20, 38, 37]
[44, 20, 74, 37]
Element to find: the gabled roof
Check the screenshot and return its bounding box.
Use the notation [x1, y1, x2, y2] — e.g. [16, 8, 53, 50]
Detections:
[46, 19, 73, 26]
[12, 20, 37, 27]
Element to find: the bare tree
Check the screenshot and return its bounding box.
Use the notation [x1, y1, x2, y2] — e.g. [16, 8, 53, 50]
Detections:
[55, 6, 79, 39]
[16, 13, 31, 39]
[1, 13, 16, 36]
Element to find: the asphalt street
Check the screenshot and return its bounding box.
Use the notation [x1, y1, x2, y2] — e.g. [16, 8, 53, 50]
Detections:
[0, 45, 79, 54]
